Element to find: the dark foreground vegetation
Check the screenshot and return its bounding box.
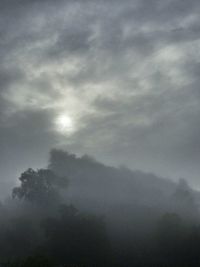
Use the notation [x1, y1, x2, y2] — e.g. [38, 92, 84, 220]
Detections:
[1, 150, 200, 267]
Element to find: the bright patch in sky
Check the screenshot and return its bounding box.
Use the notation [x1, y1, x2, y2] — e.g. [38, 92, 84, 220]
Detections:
[55, 114, 75, 134]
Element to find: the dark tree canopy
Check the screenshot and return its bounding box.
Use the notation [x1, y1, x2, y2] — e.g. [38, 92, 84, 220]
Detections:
[42, 204, 111, 266]
[12, 168, 67, 205]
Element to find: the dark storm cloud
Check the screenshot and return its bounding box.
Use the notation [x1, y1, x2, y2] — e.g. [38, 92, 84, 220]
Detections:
[0, 0, 200, 196]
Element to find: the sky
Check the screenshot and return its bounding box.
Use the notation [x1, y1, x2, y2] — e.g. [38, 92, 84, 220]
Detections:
[0, 0, 200, 196]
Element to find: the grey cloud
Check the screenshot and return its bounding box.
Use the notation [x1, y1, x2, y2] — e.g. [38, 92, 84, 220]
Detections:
[46, 28, 92, 60]
[0, 0, 200, 195]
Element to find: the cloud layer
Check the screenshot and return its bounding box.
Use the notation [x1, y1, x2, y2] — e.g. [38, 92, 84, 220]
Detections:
[0, 0, 200, 195]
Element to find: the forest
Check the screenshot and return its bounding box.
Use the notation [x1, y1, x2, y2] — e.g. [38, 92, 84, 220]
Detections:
[0, 149, 200, 267]
[1, 0, 199, 266]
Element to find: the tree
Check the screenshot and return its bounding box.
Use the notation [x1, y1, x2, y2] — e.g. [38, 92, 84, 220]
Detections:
[41, 204, 111, 266]
[12, 168, 67, 205]
[156, 213, 185, 266]
[172, 178, 199, 222]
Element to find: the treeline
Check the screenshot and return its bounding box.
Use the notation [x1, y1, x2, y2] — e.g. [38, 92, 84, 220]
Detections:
[0, 168, 110, 266]
[0, 150, 200, 266]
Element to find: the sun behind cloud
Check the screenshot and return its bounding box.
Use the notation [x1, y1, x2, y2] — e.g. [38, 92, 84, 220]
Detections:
[55, 114, 75, 135]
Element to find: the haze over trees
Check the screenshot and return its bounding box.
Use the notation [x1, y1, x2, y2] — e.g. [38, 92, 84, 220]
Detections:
[0, 149, 200, 266]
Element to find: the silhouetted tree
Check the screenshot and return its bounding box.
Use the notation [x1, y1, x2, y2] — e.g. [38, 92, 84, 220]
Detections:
[42, 204, 111, 266]
[12, 168, 67, 205]
[4, 255, 53, 267]
[156, 213, 186, 266]
[0, 217, 39, 261]
[172, 178, 199, 222]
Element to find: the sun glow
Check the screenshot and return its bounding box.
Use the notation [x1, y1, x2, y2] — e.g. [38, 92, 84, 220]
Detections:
[55, 114, 75, 134]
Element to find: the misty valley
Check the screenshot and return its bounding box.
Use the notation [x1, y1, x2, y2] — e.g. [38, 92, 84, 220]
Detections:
[1, 0, 200, 265]
[0, 150, 199, 267]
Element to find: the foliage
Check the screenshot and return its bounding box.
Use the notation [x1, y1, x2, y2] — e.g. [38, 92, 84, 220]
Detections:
[3, 255, 53, 267]
[12, 168, 67, 205]
[155, 212, 200, 267]
[1, 151, 200, 267]
[41, 204, 111, 266]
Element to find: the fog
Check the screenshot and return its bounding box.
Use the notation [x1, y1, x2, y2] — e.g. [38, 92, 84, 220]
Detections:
[0, 149, 200, 266]
[1, 0, 200, 266]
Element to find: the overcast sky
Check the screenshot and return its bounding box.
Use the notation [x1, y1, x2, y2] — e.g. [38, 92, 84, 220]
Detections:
[0, 0, 200, 196]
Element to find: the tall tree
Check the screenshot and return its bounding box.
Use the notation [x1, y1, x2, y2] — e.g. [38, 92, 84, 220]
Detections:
[12, 168, 67, 205]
